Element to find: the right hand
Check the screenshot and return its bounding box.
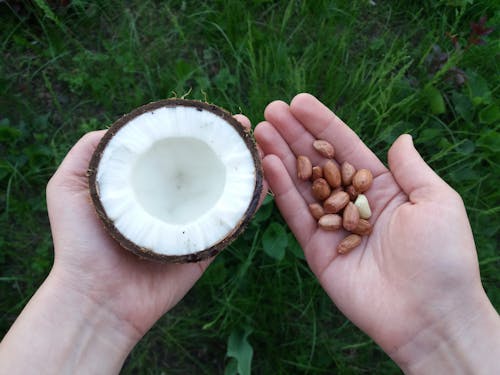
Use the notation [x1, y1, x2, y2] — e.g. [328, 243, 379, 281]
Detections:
[254, 93, 499, 372]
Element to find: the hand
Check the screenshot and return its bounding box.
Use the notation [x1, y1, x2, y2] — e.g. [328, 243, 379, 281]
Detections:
[0, 114, 258, 374]
[47, 113, 254, 338]
[254, 93, 500, 373]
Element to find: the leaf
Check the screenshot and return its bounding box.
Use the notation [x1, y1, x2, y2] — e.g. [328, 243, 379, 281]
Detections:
[466, 71, 492, 106]
[423, 85, 446, 114]
[418, 128, 443, 143]
[456, 139, 475, 155]
[451, 91, 474, 122]
[476, 130, 500, 161]
[477, 130, 500, 153]
[0, 124, 22, 142]
[262, 222, 288, 261]
[226, 326, 253, 375]
[287, 233, 305, 260]
[479, 104, 500, 124]
[214, 67, 237, 90]
[224, 358, 238, 375]
[252, 195, 274, 223]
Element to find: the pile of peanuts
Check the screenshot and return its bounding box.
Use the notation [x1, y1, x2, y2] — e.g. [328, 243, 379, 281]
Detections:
[296, 139, 374, 254]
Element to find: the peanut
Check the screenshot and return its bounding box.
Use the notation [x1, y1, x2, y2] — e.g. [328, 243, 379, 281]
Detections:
[297, 148, 374, 257]
[354, 194, 372, 219]
[352, 169, 373, 193]
[323, 190, 350, 214]
[312, 165, 323, 180]
[313, 139, 335, 159]
[341, 161, 356, 186]
[351, 219, 373, 236]
[342, 202, 360, 231]
[311, 178, 331, 201]
[337, 234, 362, 254]
[323, 160, 341, 188]
[345, 185, 359, 201]
[308, 203, 325, 220]
[297, 155, 313, 180]
[318, 214, 342, 231]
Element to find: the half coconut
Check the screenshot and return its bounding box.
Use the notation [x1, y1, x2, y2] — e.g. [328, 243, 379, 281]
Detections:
[88, 99, 263, 263]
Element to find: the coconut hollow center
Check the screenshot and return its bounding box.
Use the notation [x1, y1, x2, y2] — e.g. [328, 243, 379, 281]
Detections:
[131, 137, 226, 224]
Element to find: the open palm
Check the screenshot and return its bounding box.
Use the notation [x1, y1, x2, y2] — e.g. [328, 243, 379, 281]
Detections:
[254, 93, 485, 360]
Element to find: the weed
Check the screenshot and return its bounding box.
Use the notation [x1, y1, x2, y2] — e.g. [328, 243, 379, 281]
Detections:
[1, 0, 498, 373]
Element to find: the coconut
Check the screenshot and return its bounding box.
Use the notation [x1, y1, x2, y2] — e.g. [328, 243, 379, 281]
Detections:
[88, 99, 263, 263]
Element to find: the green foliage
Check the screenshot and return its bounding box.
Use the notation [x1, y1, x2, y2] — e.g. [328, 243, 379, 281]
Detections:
[262, 222, 288, 261]
[1, 0, 499, 373]
[225, 326, 254, 375]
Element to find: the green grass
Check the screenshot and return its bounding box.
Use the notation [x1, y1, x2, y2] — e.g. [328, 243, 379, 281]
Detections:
[1, 0, 499, 373]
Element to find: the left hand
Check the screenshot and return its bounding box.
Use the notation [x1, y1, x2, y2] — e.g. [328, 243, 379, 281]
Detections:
[47, 113, 254, 339]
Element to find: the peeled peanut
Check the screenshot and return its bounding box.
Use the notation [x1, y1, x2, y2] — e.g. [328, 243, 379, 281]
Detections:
[323, 160, 341, 188]
[297, 155, 313, 180]
[312, 178, 331, 201]
[313, 139, 335, 159]
[354, 194, 372, 219]
[343, 202, 360, 231]
[352, 169, 373, 192]
[323, 191, 349, 214]
[318, 214, 342, 231]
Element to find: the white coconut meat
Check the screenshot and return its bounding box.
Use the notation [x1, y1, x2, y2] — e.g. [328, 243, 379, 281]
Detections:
[95, 105, 257, 256]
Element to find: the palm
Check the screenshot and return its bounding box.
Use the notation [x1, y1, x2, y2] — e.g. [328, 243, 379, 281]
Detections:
[254, 93, 480, 354]
[47, 132, 207, 335]
[47, 112, 254, 336]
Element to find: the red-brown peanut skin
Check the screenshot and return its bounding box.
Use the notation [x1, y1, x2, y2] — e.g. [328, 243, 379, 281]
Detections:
[337, 234, 362, 254]
[312, 178, 331, 201]
[351, 219, 373, 236]
[323, 191, 350, 214]
[343, 202, 360, 231]
[297, 155, 313, 180]
[318, 214, 342, 231]
[345, 185, 359, 201]
[308, 203, 325, 220]
[323, 160, 341, 188]
[352, 168, 373, 193]
[312, 165, 323, 181]
[313, 139, 335, 159]
[341, 161, 356, 186]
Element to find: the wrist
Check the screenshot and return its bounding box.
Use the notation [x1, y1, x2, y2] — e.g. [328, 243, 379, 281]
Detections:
[390, 291, 500, 374]
[0, 270, 140, 374]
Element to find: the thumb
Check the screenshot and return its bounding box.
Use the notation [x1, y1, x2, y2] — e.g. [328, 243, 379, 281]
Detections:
[388, 134, 447, 202]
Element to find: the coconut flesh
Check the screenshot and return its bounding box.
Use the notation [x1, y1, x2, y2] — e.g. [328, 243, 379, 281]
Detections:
[88, 99, 262, 263]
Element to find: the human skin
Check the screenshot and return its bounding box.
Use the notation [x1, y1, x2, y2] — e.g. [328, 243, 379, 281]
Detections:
[0, 115, 261, 374]
[253, 93, 500, 374]
[0, 95, 498, 373]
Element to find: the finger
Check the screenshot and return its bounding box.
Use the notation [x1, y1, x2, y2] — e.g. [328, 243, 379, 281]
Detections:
[233, 114, 251, 130]
[289, 93, 387, 175]
[262, 154, 316, 245]
[255, 119, 326, 167]
[263, 100, 319, 161]
[255, 121, 296, 169]
[233, 114, 271, 209]
[255, 121, 315, 202]
[388, 134, 448, 201]
[49, 130, 107, 192]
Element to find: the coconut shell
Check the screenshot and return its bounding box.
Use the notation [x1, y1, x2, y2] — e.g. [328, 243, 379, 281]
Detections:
[87, 99, 263, 263]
